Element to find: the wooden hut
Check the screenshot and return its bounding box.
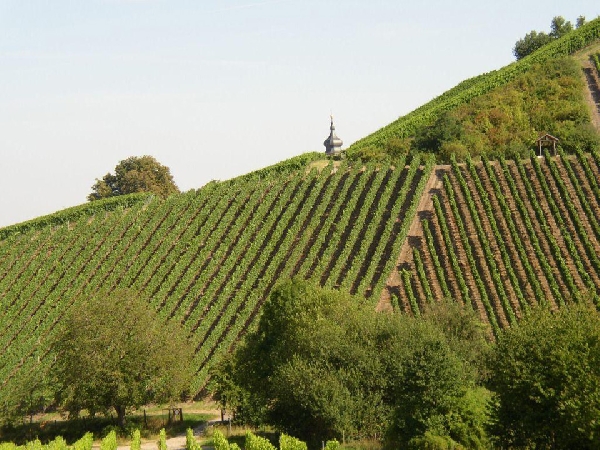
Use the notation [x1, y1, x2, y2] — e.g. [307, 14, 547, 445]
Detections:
[536, 134, 559, 156]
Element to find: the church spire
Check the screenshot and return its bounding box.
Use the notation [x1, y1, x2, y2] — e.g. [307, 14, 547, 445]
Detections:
[324, 115, 343, 155]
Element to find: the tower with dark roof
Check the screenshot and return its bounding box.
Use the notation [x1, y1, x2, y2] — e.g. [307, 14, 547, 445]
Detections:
[324, 115, 343, 155]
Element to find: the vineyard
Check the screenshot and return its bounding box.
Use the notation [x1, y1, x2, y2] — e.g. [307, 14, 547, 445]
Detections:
[0, 155, 434, 397]
[1, 151, 599, 399]
[389, 151, 600, 336]
[3, 15, 600, 408]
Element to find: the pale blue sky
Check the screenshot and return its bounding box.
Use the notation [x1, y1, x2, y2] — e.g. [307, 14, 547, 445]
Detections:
[1, 0, 599, 227]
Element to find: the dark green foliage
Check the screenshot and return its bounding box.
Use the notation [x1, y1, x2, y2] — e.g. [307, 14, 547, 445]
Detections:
[513, 30, 552, 60]
[550, 16, 574, 39]
[488, 303, 600, 449]
[231, 279, 389, 443]
[513, 16, 574, 60]
[52, 289, 193, 427]
[219, 279, 491, 448]
[88, 156, 179, 201]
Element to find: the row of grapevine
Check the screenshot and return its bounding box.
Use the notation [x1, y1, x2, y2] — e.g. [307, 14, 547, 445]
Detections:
[2, 152, 599, 399]
[395, 153, 600, 330]
[592, 53, 600, 76]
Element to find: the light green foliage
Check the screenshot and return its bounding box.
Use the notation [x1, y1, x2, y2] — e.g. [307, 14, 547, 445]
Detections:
[24, 440, 42, 450]
[212, 429, 231, 450]
[488, 303, 600, 449]
[323, 440, 340, 450]
[245, 432, 276, 450]
[73, 433, 94, 450]
[130, 430, 141, 450]
[53, 289, 193, 426]
[100, 431, 117, 450]
[0, 444, 20, 450]
[185, 428, 201, 450]
[46, 437, 67, 450]
[157, 429, 167, 450]
[279, 434, 307, 450]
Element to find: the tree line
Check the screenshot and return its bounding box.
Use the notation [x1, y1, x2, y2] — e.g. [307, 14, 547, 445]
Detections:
[513, 16, 585, 60]
[210, 278, 600, 449]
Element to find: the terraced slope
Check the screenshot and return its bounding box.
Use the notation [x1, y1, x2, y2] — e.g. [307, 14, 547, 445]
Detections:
[391, 151, 600, 336]
[0, 156, 434, 398]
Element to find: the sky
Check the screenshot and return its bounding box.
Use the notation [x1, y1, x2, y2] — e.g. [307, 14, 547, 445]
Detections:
[1, 0, 599, 228]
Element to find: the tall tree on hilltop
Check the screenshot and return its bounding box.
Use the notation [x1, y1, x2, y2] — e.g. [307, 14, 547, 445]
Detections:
[88, 155, 179, 201]
[513, 16, 574, 60]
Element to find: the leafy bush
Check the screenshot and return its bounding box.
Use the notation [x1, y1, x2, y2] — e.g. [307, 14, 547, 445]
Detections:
[185, 428, 200, 450]
[279, 434, 307, 450]
[157, 428, 167, 450]
[100, 431, 117, 450]
[245, 431, 276, 450]
[212, 429, 231, 450]
[130, 430, 141, 450]
[0, 444, 19, 450]
[46, 437, 67, 450]
[323, 440, 340, 450]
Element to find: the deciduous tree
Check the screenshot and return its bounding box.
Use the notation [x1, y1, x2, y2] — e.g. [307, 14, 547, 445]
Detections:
[53, 289, 192, 426]
[488, 303, 600, 449]
[88, 156, 179, 201]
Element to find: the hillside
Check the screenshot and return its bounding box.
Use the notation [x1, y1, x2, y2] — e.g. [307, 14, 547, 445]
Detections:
[347, 16, 600, 161]
[382, 151, 600, 336]
[2, 150, 600, 402]
[0, 155, 434, 398]
[2, 18, 600, 409]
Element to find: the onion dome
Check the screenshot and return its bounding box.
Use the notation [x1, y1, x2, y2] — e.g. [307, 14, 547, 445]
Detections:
[324, 115, 343, 155]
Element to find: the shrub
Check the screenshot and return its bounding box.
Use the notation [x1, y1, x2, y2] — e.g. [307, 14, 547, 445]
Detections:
[100, 431, 117, 450]
[130, 429, 141, 450]
[245, 431, 276, 450]
[213, 429, 231, 450]
[157, 429, 167, 450]
[279, 434, 307, 450]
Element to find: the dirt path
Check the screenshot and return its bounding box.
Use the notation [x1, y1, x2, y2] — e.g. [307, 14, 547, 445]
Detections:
[581, 58, 600, 132]
[376, 165, 449, 312]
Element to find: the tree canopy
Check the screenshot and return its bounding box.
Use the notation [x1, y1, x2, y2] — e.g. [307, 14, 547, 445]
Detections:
[52, 289, 192, 426]
[513, 16, 578, 60]
[88, 155, 179, 201]
[211, 278, 491, 448]
[487, 302, 600, 449]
